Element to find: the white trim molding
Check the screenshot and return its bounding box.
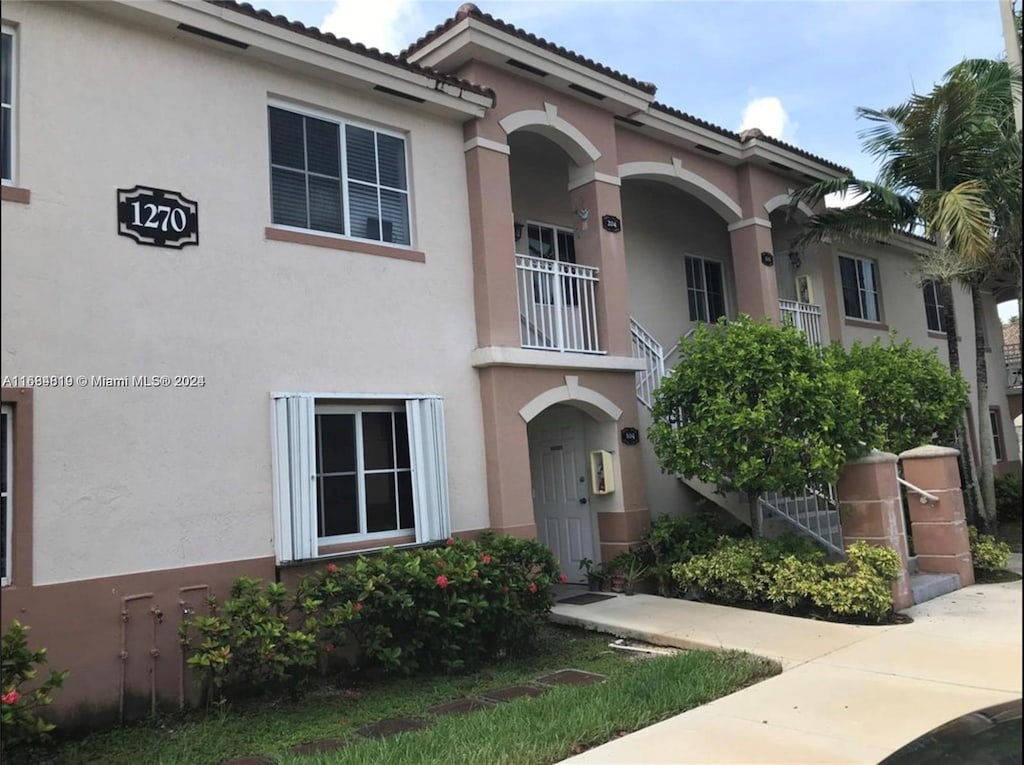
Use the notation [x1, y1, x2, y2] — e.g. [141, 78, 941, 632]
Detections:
[471, 346, 646, 372]
[618, 159, 743, 223]
[726, 217, 772, 232]
[463, 136, 511, 155]
[499, 103, 602, 166]
[567, 168, 622, 191]
[519, 375, 623, 423]
[764, 194, 814, 219]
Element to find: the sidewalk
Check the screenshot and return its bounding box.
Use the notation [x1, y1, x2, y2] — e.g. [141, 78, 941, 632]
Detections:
[552, 580, 1022, 764]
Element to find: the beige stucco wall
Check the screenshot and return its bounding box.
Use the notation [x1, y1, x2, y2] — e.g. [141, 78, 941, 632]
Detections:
[813, 240, 1020, 467]
[621, 179, 736, 355]
[0, 2, 489, 584]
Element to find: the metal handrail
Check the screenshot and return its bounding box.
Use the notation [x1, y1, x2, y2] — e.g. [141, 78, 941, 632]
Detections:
[897, 477, 940, 504]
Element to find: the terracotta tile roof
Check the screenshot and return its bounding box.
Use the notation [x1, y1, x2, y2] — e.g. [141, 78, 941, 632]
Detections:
[401, 3, 658, 96]
[205, 0, 495, 101]
[1005, 320, 1021, 350]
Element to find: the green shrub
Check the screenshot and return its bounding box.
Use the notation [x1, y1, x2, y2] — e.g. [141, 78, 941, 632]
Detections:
[630, 513, 747, 596]
[295, 534, 561, 676]
[827, 336, 969, 454]
[969, 526, 1012, 572]
[1, 620, 69, 753]
[808, 543, 901, 622]
[673, 537, 900, 623]
[180, 577, 320, 704]
[994, 472, 1022, 522]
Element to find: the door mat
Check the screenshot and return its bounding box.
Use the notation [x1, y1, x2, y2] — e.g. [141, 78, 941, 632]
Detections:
[558, 593, 615, 605]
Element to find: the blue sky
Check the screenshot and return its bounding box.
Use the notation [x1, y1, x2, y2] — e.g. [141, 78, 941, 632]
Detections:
[262, 0, 1016, 317]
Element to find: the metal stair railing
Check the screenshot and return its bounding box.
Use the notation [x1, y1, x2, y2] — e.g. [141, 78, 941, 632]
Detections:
[758, 484, 844, 556]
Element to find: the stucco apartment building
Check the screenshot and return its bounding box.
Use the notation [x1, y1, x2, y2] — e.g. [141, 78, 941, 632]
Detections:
[1, 1, 1020, 723]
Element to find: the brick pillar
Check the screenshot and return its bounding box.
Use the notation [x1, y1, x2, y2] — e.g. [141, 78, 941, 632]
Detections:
[835, 450, 913, 610]
[899, 446, 975, 586]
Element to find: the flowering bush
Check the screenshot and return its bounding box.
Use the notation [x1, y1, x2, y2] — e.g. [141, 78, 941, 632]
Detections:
[179, 577, 320, 704]
[297, 533, 561, 674]
[1, 620, 69, 753]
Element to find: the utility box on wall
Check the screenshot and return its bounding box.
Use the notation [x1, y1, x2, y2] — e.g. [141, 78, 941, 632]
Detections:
[589, 450, 615, 495]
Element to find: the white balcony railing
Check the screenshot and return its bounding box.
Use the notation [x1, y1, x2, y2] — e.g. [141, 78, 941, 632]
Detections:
[779, 299, 824, 346]
[1006, 350, 1022, 389]
[516, 254, 602, 354]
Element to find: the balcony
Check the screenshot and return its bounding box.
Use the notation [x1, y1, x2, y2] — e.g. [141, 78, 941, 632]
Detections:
[516, 254, 602, 354]
[780, 299, 824, 346]
[1006, 350, 1022, 389]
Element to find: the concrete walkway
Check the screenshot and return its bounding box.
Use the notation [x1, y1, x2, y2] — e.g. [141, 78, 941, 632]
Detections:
[553, 580, 1022, 764]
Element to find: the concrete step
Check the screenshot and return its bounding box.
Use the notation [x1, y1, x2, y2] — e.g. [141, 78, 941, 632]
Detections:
[908, 555, 919, 575]
[911, 571, 961, 605]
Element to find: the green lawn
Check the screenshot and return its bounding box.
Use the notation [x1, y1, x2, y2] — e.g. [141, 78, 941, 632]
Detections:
[27, 626, 778, 765]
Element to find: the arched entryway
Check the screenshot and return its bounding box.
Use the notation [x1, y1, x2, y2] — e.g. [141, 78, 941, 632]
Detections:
[521, 382, 622, 582]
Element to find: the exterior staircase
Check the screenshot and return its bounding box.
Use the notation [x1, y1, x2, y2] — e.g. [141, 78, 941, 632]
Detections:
[630, 316, 844, 557]
[908, 555, 961, 605]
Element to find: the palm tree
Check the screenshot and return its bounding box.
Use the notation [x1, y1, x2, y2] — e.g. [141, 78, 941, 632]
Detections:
[789, 58, 1022, 532]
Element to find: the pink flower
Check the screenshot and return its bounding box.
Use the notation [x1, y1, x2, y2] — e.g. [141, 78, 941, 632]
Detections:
[481, 554, 492, 565]
[446, 538, 455, 546]
[326, 563, 338, 574]
[529, 582, 538, 594]
[353, 602, 363, 613]
[436, 575, 449, 589]
[559, 573, 568, 583]
[324, 643, 334, 653]
[2, 690, 19, 705]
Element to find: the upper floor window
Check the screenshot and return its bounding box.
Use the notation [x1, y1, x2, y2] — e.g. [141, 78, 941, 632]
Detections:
[268, 105, 410, 245]
[1, 25, 15, 183]
[839, 255, 880, 322]
[685, 255, 726, 323]
[923, 280, 950, 333]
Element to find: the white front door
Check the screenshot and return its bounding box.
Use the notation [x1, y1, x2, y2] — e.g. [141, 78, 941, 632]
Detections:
[529, 407, 595, 583]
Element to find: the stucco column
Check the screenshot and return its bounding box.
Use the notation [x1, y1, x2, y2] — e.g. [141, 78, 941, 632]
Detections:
[835, 450, 913, 610]
[727, 221, 781, 322]
[477, 368, 537, 539]
[899, 446, 975, 586]
[463, 140, 520, 348]
[571, 178, 632, 356]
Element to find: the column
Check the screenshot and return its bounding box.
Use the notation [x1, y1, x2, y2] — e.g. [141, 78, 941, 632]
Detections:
[728, 220, 781, 323]
[835, 450, 913, 610]
[899, 446, 974, 586]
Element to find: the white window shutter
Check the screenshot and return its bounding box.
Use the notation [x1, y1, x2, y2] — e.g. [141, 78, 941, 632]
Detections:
[271, 395, 317, 562]
[406, 397, 451, 543]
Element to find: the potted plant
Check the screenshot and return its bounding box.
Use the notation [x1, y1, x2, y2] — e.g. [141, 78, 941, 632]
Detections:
[578, 558, 604, 592]
[623, 559, 648, 596]
[607, 552, 632, 593]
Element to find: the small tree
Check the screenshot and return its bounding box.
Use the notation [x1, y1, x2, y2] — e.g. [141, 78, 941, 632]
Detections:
[649, 317, 864, 534]
[827, 336, 971, 454]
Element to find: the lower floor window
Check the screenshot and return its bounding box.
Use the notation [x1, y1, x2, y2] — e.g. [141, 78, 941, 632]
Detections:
[989, 408, 1005, 462]
[272, 394, 450, 561]
[1, 403, 10, 585]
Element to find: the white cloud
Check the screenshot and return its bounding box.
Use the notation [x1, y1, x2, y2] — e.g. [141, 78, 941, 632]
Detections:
[738, 96, 796, 143]
[824, 188, 868, 209]
[319, 0, 423, 54]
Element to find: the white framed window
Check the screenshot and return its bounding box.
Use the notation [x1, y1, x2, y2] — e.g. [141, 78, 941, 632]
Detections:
[839, 255, 880, 322]
[989, 407, 1005, 462]
[1, 24, 16, 184]
[268, 104, 411, 246]
[1, 404, 11, 586]
[684, 255, 727, 323]
[271, 394, 450, 562]
[923, 280, 949, 333]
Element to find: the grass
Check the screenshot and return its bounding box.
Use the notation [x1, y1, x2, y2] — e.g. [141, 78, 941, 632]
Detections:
[24, 626, 778, 765]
